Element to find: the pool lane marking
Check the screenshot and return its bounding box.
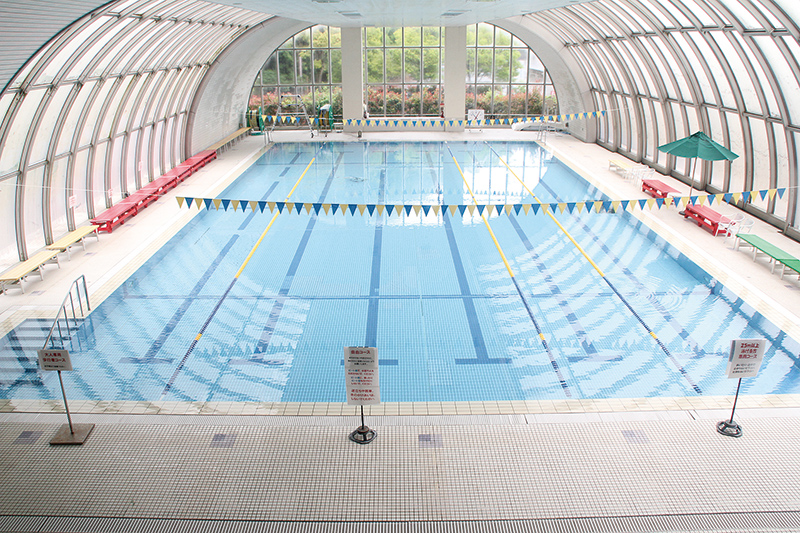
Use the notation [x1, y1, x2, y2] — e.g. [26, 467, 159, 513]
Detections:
[253, 150, 343, 354]
[365, 169, 386, 348]
[161, 150, 321, 399]
[445, 143, 570, 393]
[486, 142, 702, 394]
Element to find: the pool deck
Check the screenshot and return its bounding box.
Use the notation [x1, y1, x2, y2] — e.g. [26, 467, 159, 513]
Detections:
[2, 129, 800, 532]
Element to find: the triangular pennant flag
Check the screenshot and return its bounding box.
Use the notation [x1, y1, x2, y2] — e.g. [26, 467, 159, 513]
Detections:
[576, 202, 585, 213]
[339, 204, 348, 215]
[330, 203, 338, 215]
[213, 199, 222, 210]
[313, 203, 322, 214]
[404, 205, 413, 215]
[395, 204, 403, 216]
[477, 204, 486, 215]
[230, 200, 239, 211]
[284, 202, 294, 213]
[349, 204, 358, 215]
[689, 196, 698, 205]
[513, 204, 522, 215]
[467, 205, 476, 216]
[294, 203, 303, 214]
[432, 205, 441, 216]
[768, 189, 777, 200]
[358, 204, 366, 216]
[646, 198, 656, 210]
[697, 196, 706, 206]
[268, 201, 276, 213]
[732, 192, 742, 203]
[715, 193, 725, 204]
[655, 198, 664, 209]
[304, 203, 312, 214]
[177, 197, 185, 208]
[706, 194, 715, 205]
[594, 201, 603, 213]
[383, 120, 389, 126]
[457, 205, 467, 216]
[778, 188, 786, 198]
[249, 201, 258, 212]
[620, 200, 629, 211]
[759, 189, 768, 200]
[723, 193, 733, 204]
[195, 198, 203, 209]
[412, 205, 421, 216]
[637, 199, 647, 210]
[220, 199, 231, 211]
[505, 205, 513, 216]
[558, 203, 567, 214]
[523, 204, 531, 214]
[421, 204, 431, 216]
[611, 200, 620, 212]
[276, 202, 285, 213]
[749, 190, 758, 201]
[322, 203, 331, 215]
[664, 197, 674, 208]
[367, 204, 376, 216]
[449, 205, 458, 216]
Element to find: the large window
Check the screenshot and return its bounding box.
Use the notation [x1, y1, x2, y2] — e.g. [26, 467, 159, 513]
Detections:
[249, 24, 557, 122]
[466, 23, 558, 120]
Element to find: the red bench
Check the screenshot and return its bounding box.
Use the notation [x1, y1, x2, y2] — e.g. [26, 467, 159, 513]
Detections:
[163, 163, 193, 183]
[683, 204, 730, 235]
[91, 200, 139, 233]
[140, 176, 175, 197]
[642, 178, 680, 199]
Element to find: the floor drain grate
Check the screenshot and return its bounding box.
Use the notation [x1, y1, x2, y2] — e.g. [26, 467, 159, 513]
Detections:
[622, 429, 649, 444]
[15, 431, 43, 444]
[210, 433, 236, 448]
[418, 434, 443, 448]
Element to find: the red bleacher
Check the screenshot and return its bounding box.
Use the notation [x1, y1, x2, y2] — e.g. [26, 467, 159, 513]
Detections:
[91, 149, 217, 233]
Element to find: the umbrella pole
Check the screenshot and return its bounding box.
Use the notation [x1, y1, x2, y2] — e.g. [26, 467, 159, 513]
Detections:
[679, 157, 698, 215]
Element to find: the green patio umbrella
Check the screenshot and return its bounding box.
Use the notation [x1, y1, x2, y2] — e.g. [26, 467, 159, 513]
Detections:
[658, 131, 739, 206]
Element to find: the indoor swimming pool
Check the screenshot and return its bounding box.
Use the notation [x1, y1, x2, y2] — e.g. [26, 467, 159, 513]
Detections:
[2, 141, 798, 402]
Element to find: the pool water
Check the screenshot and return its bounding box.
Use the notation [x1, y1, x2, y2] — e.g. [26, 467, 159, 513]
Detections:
[2, 141, 798, 402]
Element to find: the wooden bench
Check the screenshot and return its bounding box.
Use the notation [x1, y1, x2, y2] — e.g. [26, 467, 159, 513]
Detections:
[205, 127, 252, 153]
[735, 234, 800, 279]
[46, 225, 99, 260]
[91, 200, 139, 233]
[0, 250, 61, 294]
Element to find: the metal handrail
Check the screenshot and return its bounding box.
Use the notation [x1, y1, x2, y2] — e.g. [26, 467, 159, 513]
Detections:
[42, 275, 91, 350]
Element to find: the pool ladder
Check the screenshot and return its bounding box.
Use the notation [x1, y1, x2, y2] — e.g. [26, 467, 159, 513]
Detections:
[43, 275, 91, 350]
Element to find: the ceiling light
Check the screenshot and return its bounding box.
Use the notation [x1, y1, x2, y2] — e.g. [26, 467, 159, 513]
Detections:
[441, 10, 468, 17]
[337, 11, 362, 18]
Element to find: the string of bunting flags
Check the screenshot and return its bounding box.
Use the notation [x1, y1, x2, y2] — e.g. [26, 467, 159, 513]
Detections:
[264, 110, 606, 128]
[176, 187, 785, 217]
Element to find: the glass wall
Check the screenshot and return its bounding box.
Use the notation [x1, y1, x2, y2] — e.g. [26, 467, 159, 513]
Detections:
[529, 0, 799, 234]
[248, 23, 556, 121]
[0, 0, 267, 267]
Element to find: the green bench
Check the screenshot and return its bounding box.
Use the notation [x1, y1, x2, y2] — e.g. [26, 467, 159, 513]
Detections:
[735, 233, 800, 279]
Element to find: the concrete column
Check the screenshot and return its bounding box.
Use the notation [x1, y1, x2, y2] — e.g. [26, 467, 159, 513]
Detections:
[444, 26, 467, 132]
[340, 27, 364, 133]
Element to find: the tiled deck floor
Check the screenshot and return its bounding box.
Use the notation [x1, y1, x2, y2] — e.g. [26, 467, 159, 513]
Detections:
[2, 130, 800, 532]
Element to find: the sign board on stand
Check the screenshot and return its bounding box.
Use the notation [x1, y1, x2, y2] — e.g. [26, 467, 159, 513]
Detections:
[37, 348, 94, 445]
[344, 346, 379, 444]
[37, 349, 73, 371]
[718, 338, 767, 438]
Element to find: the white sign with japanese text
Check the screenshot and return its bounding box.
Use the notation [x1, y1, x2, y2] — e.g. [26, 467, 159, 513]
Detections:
[344, 346, 380, 405]
[37, 349, 73, 371]
[725, 339, 766, 379]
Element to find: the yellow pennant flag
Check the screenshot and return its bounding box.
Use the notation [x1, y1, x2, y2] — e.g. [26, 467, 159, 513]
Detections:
[358, 204, 366, 216]
[339, 203, 348, 215]
[195, 198, 203, 209]
[750, 191, 759, 201]
[594, 201, 603, 213]
[268, 201, 276, 213]
[395, 204, 404, 216]
[285, 202, 294, 213]
[522, 204, 531, 214]
[412, 205, 421, 216]
[558, 203, 567, 214]
[449, 205, 458, 216]
[249, 201, 258, 212]
[322, 203, 331, 215]
[664, 197, 674, 208]
[212, 199, 222, 210]
[768, 188, 777, 200]
[304, 203, 313, 214]
[504, 205, 513, 216]
[432, 205, 441, 216]
[732, 192, 742, 204]
[575, 202, 585, 213]
[540, 204, 549, 214]
[467, 205, 476, 216]
[485, 205, 494, 217]
[716, 194, 724, 204]
[231, 200, 240, 211]
[611, 200, 621, 212]
[377, 204, 385, 216]
[646, 198, 655, 210]
[176, 197, 185, 208]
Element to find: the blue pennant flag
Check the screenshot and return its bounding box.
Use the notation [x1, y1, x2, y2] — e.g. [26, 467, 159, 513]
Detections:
[532, 204, 540, 214]
[689, 196, 698, 205]
[404, 205, 413, 215]
[778, 188, 786, 198]
[348, 204, 358, 215]
[513, 204, 522, 215]
[759, 189, 768, 200]
[331, 204, 339, 215]
[476, 205, 485, 215]
[240, 200, 249, 212]
[458, 205, 468, 216]
[367, 204, 376, 216]
[723, 193, 733, 204]
[184, 197, 193, 208]
[621, 200, 630, 210]
[295, 203, 304, 214]
[602, 200, 612, 212]
[637, 199, 647, 209]
[276, 202, 285, 213]
[203, 198, 214, 210]
[656, 198, 664, 208]
[421, 204, 431, 216]
[312, 203, 322, 214]
[258, 201, 267, 213]
[566, 202, 576, 213]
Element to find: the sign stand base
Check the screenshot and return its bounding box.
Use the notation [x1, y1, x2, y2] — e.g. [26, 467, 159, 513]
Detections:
[349, 425, 376, 444]
[716, 420, 742, 438]
[50, 423, 95, 445]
